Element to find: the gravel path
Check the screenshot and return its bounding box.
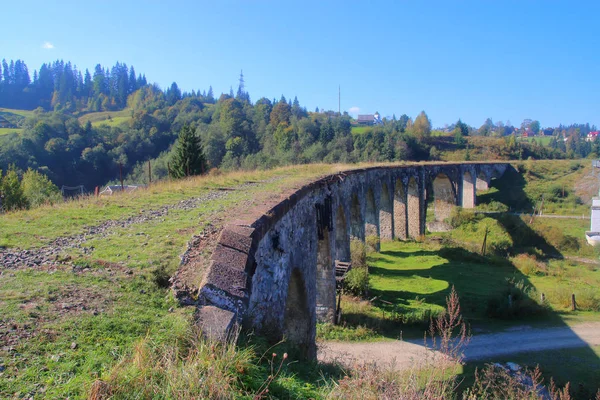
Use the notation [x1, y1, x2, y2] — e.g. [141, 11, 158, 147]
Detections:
[0, 181, 263, 270]
[318, 322, 600, 369]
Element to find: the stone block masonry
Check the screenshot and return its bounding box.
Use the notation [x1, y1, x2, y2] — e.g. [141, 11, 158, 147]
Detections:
[191, 162, 510, 359]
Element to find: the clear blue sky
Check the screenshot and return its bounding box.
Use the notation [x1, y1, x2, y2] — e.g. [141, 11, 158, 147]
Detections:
[3, 1, 599, 128]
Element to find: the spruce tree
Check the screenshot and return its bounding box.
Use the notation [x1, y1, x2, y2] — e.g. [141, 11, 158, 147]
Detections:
[169, 125, 208, 179]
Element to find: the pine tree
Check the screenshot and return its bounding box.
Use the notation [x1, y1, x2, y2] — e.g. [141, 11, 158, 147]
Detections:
[169, 125, 208, 179]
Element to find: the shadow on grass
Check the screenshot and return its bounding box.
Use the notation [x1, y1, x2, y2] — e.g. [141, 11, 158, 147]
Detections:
[238, 335, 345, 398]
[477, 166, 534, 212]
[338, 242, 599, 398]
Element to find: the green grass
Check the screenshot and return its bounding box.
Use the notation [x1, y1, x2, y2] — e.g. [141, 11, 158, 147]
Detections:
[0, 107, 35, 119]
[78, 109, 132, 127]
[351, 125, 372, 134]
[518, 135, 554, 146]
[0, 166, 328, 249]
[0, 268, 184, 398]
[0, 127, 22, 136]
[333, 241, 542, 339]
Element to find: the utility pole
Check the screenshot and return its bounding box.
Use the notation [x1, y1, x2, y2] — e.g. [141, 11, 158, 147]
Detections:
[148, 160, 152, 184]
[119, 163, 124, 192]
[338, 85, 341, 116]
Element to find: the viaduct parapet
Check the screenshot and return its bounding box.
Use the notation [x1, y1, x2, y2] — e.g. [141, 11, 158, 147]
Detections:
[192, 162, 510, 358]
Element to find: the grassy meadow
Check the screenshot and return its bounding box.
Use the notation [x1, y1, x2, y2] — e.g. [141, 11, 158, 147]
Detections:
[77, 109, 133, 127]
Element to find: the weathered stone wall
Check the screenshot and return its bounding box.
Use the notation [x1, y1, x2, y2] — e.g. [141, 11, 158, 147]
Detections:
[379, 182, 393, 240]
[192, 162, 509, 358]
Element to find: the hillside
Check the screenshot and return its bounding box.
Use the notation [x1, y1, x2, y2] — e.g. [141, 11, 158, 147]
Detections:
[1, 160, 598, 399]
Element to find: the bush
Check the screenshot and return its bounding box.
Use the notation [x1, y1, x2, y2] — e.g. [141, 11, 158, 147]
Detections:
[486, 279, 547, 319]
[569, 161, 583, 171]
[558, 234, 579, 252]
[575, 287, 600, 311]
[350, 239, 367, 269]
[0, 167, 28, 211]
[365, 235, 380, 253]
[449, 207, 478, 228]
[344, 266, 369, 297]
[21, 168, 62, 207]
[510, 254, 547, 276]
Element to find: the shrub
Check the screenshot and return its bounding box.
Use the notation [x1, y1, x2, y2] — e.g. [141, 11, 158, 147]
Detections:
[350, 239, 367, 269]
[21, 168, 62, 207]
[449, 207, 478, 228]
[558, 235, 579, 252]
[365, 235, 380, 253]
[569, 160, 582, 171]
[344, 266, 369, 297]
[510, 254, 547, 276]
[486, 279, 547, 319]
[575, 287, 600, 311]
[0, 167, 28, 211]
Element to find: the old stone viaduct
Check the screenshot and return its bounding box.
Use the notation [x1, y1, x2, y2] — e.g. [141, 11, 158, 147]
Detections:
[194, 162, 510, 358]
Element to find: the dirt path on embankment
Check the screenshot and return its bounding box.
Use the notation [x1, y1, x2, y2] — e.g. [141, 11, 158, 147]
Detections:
[318, 322, 600, 370]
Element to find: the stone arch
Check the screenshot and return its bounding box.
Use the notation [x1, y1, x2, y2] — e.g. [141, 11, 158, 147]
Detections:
[476, 171, 490, 191]
[394, 178, 407, 239]
[350, 193, 363, 240]
[432, 173, 456, 222]
[283, 268, 311, 357]
[379, 182, 393, 240]
[365, 187, 379, 238]
[462, 170, 475, 208]
[407, 177, 421, 238]
[316, 228, 335, 323]
[335, 204, 350, 261]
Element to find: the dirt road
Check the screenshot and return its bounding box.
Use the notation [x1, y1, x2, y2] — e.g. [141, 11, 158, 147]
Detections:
[318, 322, 600, 370]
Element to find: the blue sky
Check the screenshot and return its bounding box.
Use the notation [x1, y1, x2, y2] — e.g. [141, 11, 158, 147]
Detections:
[3, 1, 599, 128]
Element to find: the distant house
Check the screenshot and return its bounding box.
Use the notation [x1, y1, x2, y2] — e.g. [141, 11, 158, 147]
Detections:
[0, 116, 16, 129]
[587, 131, 600, 142]
[99, 185, 145, 196]
[357, 114, 374, 125]
[356, 112, 383, 126]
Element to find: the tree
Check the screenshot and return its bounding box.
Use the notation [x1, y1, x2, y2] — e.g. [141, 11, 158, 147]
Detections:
[169, 125, 208, 178]
[412, 111, 431, 142]
[455, 119, 469, 136]
[1, 167, 28, 211]
[21, 169, 62, 207]
[530, 120, 541, 135]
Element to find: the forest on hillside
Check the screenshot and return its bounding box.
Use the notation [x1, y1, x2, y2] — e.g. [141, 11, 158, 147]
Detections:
[0, 58, 598, 194]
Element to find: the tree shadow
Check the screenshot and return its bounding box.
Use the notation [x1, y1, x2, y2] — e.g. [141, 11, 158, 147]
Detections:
[477, 166, 534, 212]
[488, 213, 562, 258]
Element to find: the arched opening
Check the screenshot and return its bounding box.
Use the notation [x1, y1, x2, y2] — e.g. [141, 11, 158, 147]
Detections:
[365, 188, 378, 238]
[394, 178, 407, 240]
[283, 268, 311, 356]
[476, 172, 490, 191]
[350, 193, 362, 240]
[379, 183, 393, 240]
[407, 177, 420, 238]
[335, 204, 350, 261]
[432, 173, 456, 223]
[316, 228, 335, 323]
[462, 171, 475, 208]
